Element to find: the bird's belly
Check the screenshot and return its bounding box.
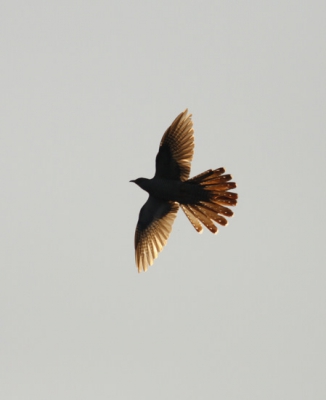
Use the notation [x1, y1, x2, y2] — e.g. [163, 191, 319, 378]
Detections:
[149, 180, 207, 204]
[149, 179, 182, 202]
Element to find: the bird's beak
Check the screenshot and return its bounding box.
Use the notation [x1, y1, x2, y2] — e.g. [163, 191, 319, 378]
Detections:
[130, 180, 135, 183]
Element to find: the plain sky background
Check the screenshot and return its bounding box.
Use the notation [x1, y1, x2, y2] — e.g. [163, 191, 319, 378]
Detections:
[1, 1, 325, 399]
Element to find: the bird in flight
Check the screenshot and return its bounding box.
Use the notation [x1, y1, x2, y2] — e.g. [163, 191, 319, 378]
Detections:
[131, 109, 238, 272]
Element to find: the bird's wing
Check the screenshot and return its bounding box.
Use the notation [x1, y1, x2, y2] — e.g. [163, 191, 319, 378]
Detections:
[135, 196, 179, 272]
[155, 109, 194, 181]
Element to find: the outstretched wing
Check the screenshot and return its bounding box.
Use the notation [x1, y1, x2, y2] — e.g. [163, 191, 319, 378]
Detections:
[155, 109, 194, 181]
[135, 196, 179, 272]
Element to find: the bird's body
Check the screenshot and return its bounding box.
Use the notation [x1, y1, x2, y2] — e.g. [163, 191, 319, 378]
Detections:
[132, 178, 207, 204]
[131, 110, 238, 272]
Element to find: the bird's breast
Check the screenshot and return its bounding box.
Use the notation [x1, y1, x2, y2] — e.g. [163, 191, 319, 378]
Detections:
[146, 179, 182, 202]
[146, 179, 207, 204]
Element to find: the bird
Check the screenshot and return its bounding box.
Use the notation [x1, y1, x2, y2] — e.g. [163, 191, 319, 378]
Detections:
[130, 109, 237, 273]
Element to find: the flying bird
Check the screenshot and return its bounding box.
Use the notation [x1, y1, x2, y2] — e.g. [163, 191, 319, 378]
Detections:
[131, 109, 237, 272]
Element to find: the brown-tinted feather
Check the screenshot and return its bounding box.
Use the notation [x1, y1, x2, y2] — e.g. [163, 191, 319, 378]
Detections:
[182, 168, 237, 233]
[135, 200, 179, 272]
[180, 205, 203, 233]
[188, 204, 218, 234]
[202, 174, 233, 185]
[198, 204, 229, 226]
[157, 109, 194, 181]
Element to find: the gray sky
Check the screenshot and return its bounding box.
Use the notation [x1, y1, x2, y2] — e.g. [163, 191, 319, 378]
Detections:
[1, 1, 325, 399]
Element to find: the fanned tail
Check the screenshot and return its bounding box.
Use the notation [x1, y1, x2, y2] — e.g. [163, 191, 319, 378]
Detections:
[181, 168, 238, 234]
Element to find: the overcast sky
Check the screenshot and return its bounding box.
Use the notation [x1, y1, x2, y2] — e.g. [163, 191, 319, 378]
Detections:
[1, 1, 325, 399]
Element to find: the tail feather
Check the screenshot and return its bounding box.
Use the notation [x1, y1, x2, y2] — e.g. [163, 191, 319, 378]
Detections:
[202, 174, 233, 185]
[190, 167, 225, 182]
[181, 205, 203, 233]
[188, 204, 218, 234]
[217, 191, 238, 200]
[197, 203, 229, 226]
[212, 195, 237, 207]
[200, 201, 233, 217]
[182, 168, 237, 234]
[200, 201, 232, 215]
[205, 182, 236, 191]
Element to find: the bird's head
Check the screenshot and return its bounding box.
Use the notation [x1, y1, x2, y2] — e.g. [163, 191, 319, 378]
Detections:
[130, 177, 150, 191]
[130, 177, 146, 186]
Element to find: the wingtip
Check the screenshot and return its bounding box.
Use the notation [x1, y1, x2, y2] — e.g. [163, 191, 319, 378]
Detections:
[182, 108, 192, 119]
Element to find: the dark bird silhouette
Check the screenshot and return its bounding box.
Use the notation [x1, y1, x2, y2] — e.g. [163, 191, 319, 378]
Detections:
[131, 109, 238, 272]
